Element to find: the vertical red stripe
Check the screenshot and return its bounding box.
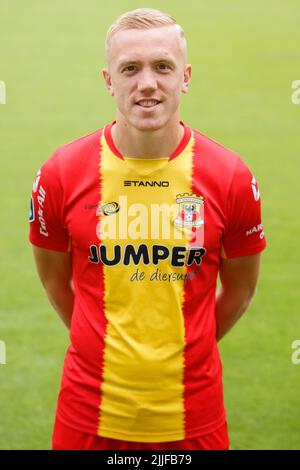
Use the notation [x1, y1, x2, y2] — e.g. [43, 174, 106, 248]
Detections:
[181, 134, 202, 435]
[96, 130, 109, 434]
[181, 132, 225, 436]
[56, 130, 110, 435]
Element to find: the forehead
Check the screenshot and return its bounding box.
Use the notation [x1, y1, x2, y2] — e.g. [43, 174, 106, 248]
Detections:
[108, 25, 184, 65]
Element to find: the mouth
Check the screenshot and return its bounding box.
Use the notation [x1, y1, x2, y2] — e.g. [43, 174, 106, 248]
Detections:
[135, 99, 162, 109]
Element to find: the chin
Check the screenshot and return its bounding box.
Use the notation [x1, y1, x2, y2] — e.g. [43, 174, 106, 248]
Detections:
[130, 116, 167, 132]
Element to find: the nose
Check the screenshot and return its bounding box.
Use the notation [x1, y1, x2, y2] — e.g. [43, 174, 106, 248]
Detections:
[137, 68, 158, 93]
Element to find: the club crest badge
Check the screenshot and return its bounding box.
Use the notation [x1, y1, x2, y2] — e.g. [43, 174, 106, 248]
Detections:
[174, 193, 205, 246]
[174, 193, 204, 229]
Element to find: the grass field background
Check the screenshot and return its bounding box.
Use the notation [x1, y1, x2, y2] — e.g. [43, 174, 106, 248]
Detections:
[0, 0, 299, 449]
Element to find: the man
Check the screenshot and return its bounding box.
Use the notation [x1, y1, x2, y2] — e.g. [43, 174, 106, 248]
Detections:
[29, 8, 266, 450]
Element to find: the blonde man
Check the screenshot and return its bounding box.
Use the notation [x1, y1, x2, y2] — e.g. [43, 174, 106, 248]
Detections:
[29, 8, 266, 450]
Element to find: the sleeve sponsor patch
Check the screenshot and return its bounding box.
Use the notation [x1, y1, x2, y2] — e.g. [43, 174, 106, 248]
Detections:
[29, 196, 35, 222]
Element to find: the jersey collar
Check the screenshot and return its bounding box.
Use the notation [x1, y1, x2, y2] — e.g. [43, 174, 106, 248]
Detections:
[103, 120, 192, 162]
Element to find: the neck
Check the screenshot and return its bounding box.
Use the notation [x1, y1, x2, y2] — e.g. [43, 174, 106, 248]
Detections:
[111, 115, 184, 159]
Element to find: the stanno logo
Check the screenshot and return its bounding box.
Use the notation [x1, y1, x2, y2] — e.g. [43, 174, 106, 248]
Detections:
[33, 169, 41, 193]
[251, 176, 260, 201]
[124, 180, 169, 187]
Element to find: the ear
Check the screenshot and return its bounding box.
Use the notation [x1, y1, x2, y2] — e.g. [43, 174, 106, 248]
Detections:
[181, 64, 192, 94]
[102, 68, 114, 97]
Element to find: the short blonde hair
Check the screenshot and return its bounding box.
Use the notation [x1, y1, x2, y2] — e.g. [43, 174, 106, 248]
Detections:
[105, 8, 187, 64]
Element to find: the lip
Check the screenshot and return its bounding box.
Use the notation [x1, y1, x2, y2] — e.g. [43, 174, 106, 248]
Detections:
[135, 101, 162, 110]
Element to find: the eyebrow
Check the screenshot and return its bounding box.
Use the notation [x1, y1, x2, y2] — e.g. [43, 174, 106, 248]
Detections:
[117, 58, 177, 70]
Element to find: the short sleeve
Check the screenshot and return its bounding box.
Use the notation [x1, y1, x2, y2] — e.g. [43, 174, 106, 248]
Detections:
[29, 150, 69, 252]
[222, 158, 266, 258]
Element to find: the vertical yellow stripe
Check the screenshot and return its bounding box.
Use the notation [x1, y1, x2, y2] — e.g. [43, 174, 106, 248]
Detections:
[98, 132, 195, 441]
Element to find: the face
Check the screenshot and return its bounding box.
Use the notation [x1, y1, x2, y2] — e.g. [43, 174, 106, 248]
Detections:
[102, 25, 191, 131]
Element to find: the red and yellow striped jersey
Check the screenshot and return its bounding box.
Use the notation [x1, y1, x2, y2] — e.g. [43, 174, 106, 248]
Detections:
[29, 121, 266, 442]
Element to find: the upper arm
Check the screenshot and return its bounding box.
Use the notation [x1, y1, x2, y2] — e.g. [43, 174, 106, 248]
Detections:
[29, 155, 71, 292]
[219, 253, 261, 297]
[32, 246, 72, 291]
[219, 158, 266, 300]
[222, 158, 266, 259]
[29, 153, 69, 252]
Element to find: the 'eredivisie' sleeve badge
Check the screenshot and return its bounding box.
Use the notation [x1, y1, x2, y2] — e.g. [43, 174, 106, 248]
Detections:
[29, 196, 35, 222]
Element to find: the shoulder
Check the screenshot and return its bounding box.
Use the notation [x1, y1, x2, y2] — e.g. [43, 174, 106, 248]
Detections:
[40, 128, 103, 178]
[55, 128, 102, 165]
[191, 127, 253, 182]
[192, 127, 243, 169]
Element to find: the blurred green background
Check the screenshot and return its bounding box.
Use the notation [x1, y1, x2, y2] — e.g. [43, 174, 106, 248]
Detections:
[0, 0, 299, 450]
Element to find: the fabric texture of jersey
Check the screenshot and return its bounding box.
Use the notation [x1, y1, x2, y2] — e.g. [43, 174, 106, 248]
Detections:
[29, 120, 266, 442]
